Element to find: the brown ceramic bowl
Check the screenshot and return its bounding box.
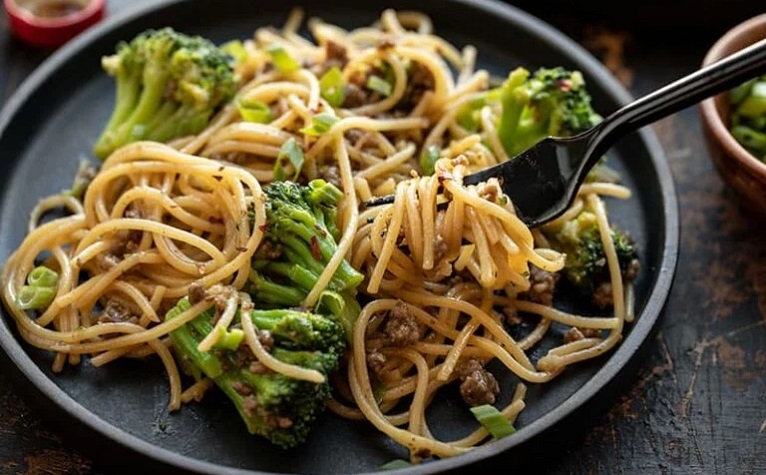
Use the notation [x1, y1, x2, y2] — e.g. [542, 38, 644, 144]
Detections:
[699, 14, 766, 216]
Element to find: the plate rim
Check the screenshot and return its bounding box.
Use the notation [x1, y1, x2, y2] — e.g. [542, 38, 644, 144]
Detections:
[0, 0, 680, 473]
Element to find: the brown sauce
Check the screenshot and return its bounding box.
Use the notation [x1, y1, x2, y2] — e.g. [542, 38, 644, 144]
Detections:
[30, 1, 85, 18]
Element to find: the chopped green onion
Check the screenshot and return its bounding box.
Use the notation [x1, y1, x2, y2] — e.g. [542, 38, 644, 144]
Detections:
[213, 328, 244, 351]
[419, 145, 440, 176]
[319, 67, 346, 107]
[366, 75, 392, 97]
[273, 138, 305, 181]
[267, 46, 300, 73]
[380, 459, 412, 471]
[300, 113, 339, 136]
[27, 265, 59, 288]
[15, 285, 56, 310]
[237, 99, 272, 124]
[221, 40, 248, 64]
[470, 404, 516, 439]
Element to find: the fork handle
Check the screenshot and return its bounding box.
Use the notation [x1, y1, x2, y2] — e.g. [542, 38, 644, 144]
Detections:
[587, 37, 766, 164]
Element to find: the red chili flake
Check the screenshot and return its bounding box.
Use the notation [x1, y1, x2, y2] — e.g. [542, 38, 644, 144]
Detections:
[259, 223, 269, 232]
[310, 236, 322, 260]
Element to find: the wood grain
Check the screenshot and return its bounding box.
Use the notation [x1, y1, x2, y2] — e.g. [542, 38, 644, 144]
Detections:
[0, 2, 764, 474]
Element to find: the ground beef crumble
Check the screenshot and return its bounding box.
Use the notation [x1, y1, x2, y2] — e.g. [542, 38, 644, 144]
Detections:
[592, 282, 614, 308]
[98, 299, 139, 325]
[455, 358, 499, 407]
[520, 265, 560, 306]
[383, 302, 421, 346]
[188, 280, 206, 304]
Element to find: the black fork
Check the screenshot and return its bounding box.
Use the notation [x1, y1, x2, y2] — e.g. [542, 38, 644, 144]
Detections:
[364, 37, 766, 227]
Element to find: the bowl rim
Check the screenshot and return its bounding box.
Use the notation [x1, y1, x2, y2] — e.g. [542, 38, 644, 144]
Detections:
[700, 13, 766, 178]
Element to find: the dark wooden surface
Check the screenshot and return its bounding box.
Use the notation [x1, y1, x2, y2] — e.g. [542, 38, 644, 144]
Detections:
[1, 2, 765, 474]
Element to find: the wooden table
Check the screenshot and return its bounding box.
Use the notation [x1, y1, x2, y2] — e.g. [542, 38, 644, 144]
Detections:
[1, 2, 764, 474]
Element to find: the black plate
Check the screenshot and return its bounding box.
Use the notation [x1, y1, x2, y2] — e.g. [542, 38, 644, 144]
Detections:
[0, 0, 679, 474]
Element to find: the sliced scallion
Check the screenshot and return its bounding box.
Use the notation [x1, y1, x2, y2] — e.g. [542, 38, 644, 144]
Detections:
[267, 46, 300, 73]
[15, 285, 57, 310]
[300, 113, 339, 136]
[220, 40, 248, 64]
[319, 67, 346, 107]
[367, 75, 393, 97]
[237, 99, 272, 124]
[470, 404, 516, 439]
[273, 137, 305, 181]
[27, 265, 59, 288]
[419, 145, 440, 176]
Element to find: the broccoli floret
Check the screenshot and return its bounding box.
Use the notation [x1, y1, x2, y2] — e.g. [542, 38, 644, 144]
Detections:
[543, 211, 638, 306]
[167, 297, 346, 448]
[249, 308, 345, 357]
[93, 28, 237, 159]
[497, 66, 602, 158]
[248, 179, 364, 324]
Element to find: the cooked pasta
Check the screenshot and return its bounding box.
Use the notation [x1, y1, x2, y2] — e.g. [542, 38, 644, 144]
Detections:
[0, 8, 639, 463]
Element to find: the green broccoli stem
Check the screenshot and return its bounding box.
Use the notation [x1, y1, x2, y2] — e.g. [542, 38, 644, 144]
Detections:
[276, 222, 363, 291]
[280, 237, 342, 288]
[142, 100, 180, 135]
[166, 299, 225, 378]
[321, 208, 340, 242]
[280, 235, 320, 269]
[149, 105, 209, 142]
[125, 67, 169, 130]
[186, 307, 214, 337]
[307, 180, 343, 240]
[249, 271, 306, 306]
[99, 69, 142, 144]
[262, 262, 320, 293]
[269, 224, 335, 275]
[215, 370, 261, 433]
[497, 67, 531, 157]
[95, 69, 169, 158]
[315, 291, 361, 343]
[169, 323, 223, 379]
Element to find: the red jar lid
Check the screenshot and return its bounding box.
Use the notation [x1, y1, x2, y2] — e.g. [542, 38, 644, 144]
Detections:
[4, 0, 105, 48]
